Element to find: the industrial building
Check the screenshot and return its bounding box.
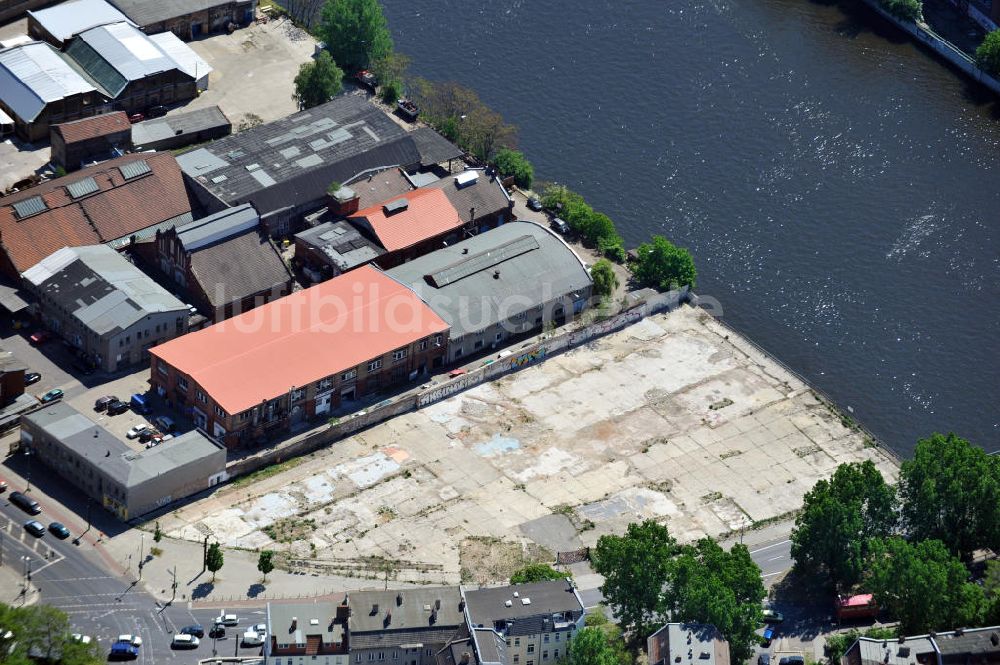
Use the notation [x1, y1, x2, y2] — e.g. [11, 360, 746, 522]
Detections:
[50, 111, 131, 172]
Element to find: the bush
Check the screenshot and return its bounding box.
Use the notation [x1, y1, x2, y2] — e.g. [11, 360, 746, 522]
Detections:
[493, 148, 534, 189]
[590, 259, 619, 298]
[976, 30, 1000, 75]
[380, 80, 401, 105]
[634, 235, 697, 291]
[510, 563, 566, 584]
[598, 235, 627, 262]
[293, 51, 344, 109]
[880, 0, 921, 21]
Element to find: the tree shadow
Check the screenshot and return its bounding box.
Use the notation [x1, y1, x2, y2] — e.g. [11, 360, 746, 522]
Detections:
[191, 582, 215, 600]
[769, 569, 839, 641]
[247, 583, 266, 598]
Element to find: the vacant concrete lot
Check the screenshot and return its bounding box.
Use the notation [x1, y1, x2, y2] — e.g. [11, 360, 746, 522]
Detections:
[160, 306, 897, 585]
[183, 17, 317, 127]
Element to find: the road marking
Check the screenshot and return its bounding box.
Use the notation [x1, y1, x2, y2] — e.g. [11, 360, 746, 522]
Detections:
[766, 556, 784, 562]
[762, 571, 784, 578]
[749, 539, 790, 554]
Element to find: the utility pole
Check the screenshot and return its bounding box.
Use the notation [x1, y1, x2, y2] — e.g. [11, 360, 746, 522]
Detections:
[24, 448, 31, 493]
[138, 533, 145, 580]
[202, 535, 208, 573]
[170, 566, 177, 604]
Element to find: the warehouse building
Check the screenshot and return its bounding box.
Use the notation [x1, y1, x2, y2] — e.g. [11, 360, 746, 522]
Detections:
[50, 111, 132, 172]
[20, 401, 226, 520]
[107, 0, 256, 40]
[132, 105, 229, 151]
[27, 0, 135, 47]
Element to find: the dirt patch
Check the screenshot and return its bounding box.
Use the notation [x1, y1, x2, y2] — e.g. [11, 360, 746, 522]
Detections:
[459, 536, 553, 586]
[263, 516, 317, 543]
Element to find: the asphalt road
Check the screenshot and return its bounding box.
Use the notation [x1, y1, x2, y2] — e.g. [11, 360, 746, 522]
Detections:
[0, 495, 264, 663]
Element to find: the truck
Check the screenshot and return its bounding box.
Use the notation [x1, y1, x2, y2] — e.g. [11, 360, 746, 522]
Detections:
[129, 393, 152, 415]
[836, 593, 879, 622]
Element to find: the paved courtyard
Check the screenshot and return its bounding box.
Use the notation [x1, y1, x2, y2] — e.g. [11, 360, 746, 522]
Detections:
[157, 305, 898, 585]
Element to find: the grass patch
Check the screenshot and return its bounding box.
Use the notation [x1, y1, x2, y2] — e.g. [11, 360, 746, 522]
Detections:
[233, 458, 305, 488]
[263, 517, 317, 543]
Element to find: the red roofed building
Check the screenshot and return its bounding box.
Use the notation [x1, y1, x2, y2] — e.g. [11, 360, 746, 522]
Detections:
[50, 112, 133, 172]
[149, 265, 449, 448]
[0, 152, 192, 281]
[348, 187, 469, 269]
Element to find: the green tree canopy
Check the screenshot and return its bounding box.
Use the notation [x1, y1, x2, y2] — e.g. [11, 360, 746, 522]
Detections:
[880, 0, 922, 21]
[634, 235, 697, 291]
[509, 563, 565, 585]
[591, 520, 677, 639]
[493, 148, 534, 189]
[790, 460, 897, 590]
[977, 30, 1000, 75]
[293, 51, 345, 110]
[318, 0, 393, 73]
[408, 78, 518, 161]
[257, 550, 275, 582]
[564, 626, 622, 665]
[0, 603, 101, 664]
[206, 542, 225, 581]
[590, 259, 619, 298]
[984, 560, 1000, 624]
[898, 432, 1000, 560]
[665, 539, 765, 665]
[868, 537, 985, 634]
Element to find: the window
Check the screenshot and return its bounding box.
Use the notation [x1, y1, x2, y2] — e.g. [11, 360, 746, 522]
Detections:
[514, 639, 520, 647]
[368, 359, 383, 372]
[215, 405, 225, 418]
[495, 332, 502, 342]
[342, 369, 357, 381]
[544, 635, 550, 643]
[527, 661, 534, 665]
[196, 389, 207, 404]
[554, 634, 560, 642]
[454, 348, 463, 359]
[393, 652, 399, 660]
[178, 376, 188, 391]
[379, 653, 385, 660]
[356, 654, 362, 662]
[554, 651, 559, 659]
[157, 363, 167, 375]
[514, 312, 526, 320]
[425, 650, 432, 657]
[370, 654, 375, 661]
[433, 334, 443, 346]
[543, 652, 548, 660]
[318, 377, 333, 390]
[392, 348, 407, 362]
[527, 645, 535, 654]
[417, 340, 427, 351]
[474, 340, 483, 349]
[291, 388, 304, 402]
[513, 657, 520, 664]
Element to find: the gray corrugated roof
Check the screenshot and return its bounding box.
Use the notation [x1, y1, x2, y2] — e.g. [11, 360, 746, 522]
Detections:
[175, 203, 258, 252]
[177, 96, 420, 216]
[424, 171, 511, 224]
[132, 105, 229, 145]
[350, 628, 464, 651]
[147, 31, 211, 80]
[463, 580, 583, 631]
[27, 0, 134, 44]
[107, 0, 247, 28]
[410, 127, 464, 167]
[70, 22, 181, 92]
[21, 245, 187, 335]
[0, 42, 97, 122]
[22, 402, 223, 488]
[189, 230, 292, 308]
[295, 218, 384, 272]
[350, 588, 463, 635]
[386, 223, 592, 338]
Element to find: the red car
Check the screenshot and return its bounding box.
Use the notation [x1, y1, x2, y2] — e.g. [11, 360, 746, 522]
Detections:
[448, 368, 467, 378]
[29, 331, 51, 345]
[128, 112, 144, 124]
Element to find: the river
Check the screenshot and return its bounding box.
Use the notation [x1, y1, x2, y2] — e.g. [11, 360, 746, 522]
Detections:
[380, 0, 1000, 457]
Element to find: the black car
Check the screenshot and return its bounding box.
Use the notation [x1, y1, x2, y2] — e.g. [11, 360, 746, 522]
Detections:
[24, 520, 45, 537]
[24, 372, 41, 385]
[72, 361, 95, 376]
[48, 522, 70, 539]
[208, 625, 225, 639]
[9, 491, 41, 515]
[180, 625, 205, 638]
[95, 395, 118, 411]
[527, 197, 543, 212]
[106, 400, 129, 416]
[146, 105, 169, 118]
[758, 655, 771, 665]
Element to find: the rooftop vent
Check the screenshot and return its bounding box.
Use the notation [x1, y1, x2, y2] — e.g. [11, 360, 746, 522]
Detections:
[435, 599, 441, 610]
[898, 647, 910, 658]
[521, 598, 531, 606]
[383, 610, 392, 627]
[430, 609, 437, 624]
[953, 628, 964, 636]
[699, 653, 710, 660]
[371, 603, 379, 616]
[513, 592, 519, 598]
[460, 652, 471, 665]
[459, 600, 466, 611]
[383, 198, 409, 215]
[310, 618, 319, 626]
[455, 171, 479, 188]
[493, 270, 500, 279]
[505, 600, 513, 607]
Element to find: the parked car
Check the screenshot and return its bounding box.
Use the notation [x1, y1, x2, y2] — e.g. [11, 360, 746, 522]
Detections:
[137, 428, 159, 443]
[551, 217, 570, 234]
[109, 641, 138, 660]
[127, 113, 144, 124]
[758, 655, 771, 665]
[527, 197, 543, 212]
[761, 626, 775, 647]
[9, 491, 40, 514]
[130, 394, 152, 414]
[95, 395, 118, 411]
[171, 634, 199, 649]
[24, 372, 41, 385]
[106, 400, 129, 416]
[154, 415, 176, 433]
[778, 658, 804, 665]
[355, 69, 377, 90]
[39, 388, 63, 403]
[28, 331, 51, 344]
[0, 480, 7, 493]
[762, 609, 784, 624]
[448, 368, 467, 378]
[126, 424, 149, 439]
[253, 623, 267, 637]
[24, 520, 45, 537]
[208, 625, 225, 639]
[241, 629, 262, 646]
[117, 634, 141, 648]
[215, 613, 238, 627]
[48, 522, 70, 539]
[146, 105, 168, 118]
[180, 625, 204, 638]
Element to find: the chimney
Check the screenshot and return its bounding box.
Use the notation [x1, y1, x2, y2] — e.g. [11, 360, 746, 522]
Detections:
[327, 185, 359, 216]
[435, 599, 441, 610]
[493, 269, 500, 280]
[291, 617, 298, 630]
[430, 608, 437, 624]
[458, 599, 465, 611]
[371, 603, 379, 616]
[397, 592, 403, 606]
[384, 610, 392, 627]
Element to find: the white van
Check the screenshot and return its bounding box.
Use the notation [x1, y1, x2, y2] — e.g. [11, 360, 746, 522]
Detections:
[242, 629, 263, 646]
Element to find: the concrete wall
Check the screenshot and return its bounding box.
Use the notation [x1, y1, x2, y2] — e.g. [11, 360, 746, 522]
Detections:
[127, 442, 226, 517]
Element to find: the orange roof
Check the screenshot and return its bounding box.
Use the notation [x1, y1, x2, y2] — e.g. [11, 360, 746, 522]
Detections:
[349, 187, 462, 252]
[0, 152, 190, 277]
[52, 112, 130, 144]
[150, 265, 449, 415]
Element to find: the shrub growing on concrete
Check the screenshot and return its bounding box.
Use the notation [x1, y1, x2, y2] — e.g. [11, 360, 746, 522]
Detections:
[976, 30, 1000, 75]
[880, 0, 922, 22]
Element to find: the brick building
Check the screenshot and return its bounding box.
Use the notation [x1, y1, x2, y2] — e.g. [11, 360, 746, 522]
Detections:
[50, 111, 132, 172]
[149, 265, 449, 448]
[0, 348, 27, 406]
[107, 0, 256, 40]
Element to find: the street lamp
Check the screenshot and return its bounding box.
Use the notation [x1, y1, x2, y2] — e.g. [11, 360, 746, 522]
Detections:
[138, 534, 145, 580]
[23, 447, 31, 493]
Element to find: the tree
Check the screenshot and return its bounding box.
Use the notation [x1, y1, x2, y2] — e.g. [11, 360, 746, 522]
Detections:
[257, 550, 275, 582]
[898, 432, 1000, 560]
[824, 627, 897, 665]
[597, 235, 626, 263]
[371, 51, 410, 104]
[591, 520, 677, 639]
[409, 78, 518, 161]
[880, 0, 922, 21]
[510, 563, 565, 585]
[665, 539, 765, 665]
[633, 235, 697, 291]
[493, 148, 534, 189]
[153, 521, 162, 543]
[293, 51, 344, 110]
[984, 560, 1000, 624]
[790, 460, 897, 591]
[206, 542, 224, 581]
[590, 260, 618, 298]
[318, 0, 393, 73]
[564, 627, 621, 665]
[977, 30, 1000, 75]
[868, 537, 985, 634]
[0, 603, 101, 665]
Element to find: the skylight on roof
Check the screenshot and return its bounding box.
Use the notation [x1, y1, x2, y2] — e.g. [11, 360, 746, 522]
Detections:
[11, 196, 47, 219]
[66, 177, 99, 199]
[119, 159, 151, 180]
